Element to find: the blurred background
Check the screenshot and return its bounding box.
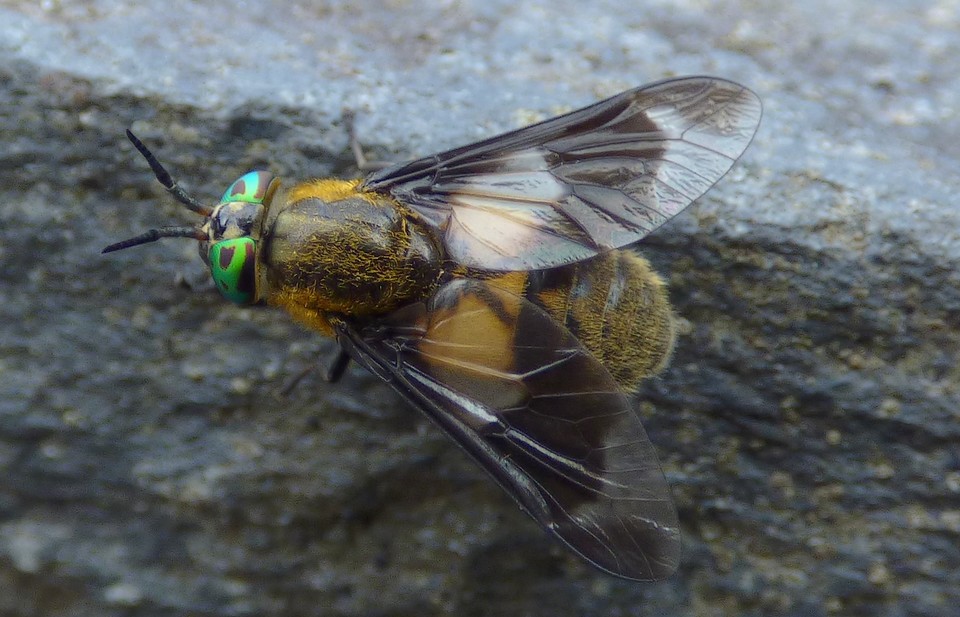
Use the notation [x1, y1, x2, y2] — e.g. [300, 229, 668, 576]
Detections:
[1, 0, 958, 615]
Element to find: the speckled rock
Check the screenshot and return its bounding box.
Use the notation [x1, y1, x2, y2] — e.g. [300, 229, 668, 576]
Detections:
[1, 1, 958, 616]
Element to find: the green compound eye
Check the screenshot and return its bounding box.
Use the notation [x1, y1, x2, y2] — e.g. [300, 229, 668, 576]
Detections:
[221, 171, 275, 205]
[209, 238, 257, 305]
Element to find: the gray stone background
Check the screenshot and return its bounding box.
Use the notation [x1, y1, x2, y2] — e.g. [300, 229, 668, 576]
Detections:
[2, 0, 959, 615]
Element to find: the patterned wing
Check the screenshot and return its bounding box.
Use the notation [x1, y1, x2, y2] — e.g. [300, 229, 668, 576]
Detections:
[362, 76, 761, 270]
[333, 279, 680, 580]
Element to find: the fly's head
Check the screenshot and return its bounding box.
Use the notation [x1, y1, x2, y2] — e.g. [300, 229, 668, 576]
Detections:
[103, 130, 279, 306]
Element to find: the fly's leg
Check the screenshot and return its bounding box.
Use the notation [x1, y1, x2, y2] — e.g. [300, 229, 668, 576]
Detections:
[343, 110, 393, 172]
[323, 348, 351, 383]
[277, 347, 352, 397]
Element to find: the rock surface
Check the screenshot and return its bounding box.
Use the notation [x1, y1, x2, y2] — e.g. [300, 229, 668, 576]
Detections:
[1, 0, 958, 615]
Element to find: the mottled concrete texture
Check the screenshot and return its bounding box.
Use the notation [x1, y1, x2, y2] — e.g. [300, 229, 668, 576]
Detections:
[2, 1, 959, 615]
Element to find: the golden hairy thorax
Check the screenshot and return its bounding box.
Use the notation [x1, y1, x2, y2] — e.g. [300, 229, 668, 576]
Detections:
[261, 180, 443, 335]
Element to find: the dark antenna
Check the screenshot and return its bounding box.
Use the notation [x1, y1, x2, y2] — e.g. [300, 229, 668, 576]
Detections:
[102, 226, 206, 254]
[125, 129, 213, 216]
[103, 130, 214, 254]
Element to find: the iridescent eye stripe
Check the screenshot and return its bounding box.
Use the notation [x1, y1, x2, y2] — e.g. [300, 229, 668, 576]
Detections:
[221, 171, 273, 204]
[209, 238, 257, 304]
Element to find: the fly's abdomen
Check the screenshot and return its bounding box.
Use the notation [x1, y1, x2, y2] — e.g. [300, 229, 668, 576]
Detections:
[524, 250, 677, 393]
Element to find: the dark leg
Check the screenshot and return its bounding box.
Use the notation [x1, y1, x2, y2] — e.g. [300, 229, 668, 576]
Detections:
[276, 347, 351, 397]
[343, 110, 394, 172]
[323, 348, 351, 383]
